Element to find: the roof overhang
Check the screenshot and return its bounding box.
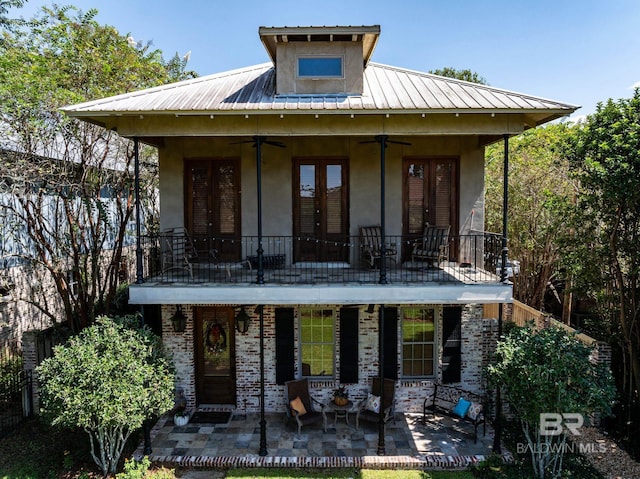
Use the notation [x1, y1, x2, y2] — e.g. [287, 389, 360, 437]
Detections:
[259, 25, 381, 67]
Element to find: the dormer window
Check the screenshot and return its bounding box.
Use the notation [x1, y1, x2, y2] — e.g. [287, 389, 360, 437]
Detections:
[259, 25, 380, 95]
[297, 57, 343, 79]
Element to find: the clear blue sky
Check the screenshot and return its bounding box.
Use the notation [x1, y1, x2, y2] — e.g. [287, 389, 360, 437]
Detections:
[15, 0, 640, 119]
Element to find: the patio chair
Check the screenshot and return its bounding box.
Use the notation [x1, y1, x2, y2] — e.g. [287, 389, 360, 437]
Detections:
[160, 227, 196, 278]
[160, 227, 235, 279]
[285, 378, 327, 435]
[355, 377, 396, 430]
[359, 225, 397, 268]
[411, 224, 450, 266]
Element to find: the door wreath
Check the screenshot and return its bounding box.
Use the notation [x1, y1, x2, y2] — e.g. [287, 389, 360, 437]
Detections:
[206, 322, 227, 354]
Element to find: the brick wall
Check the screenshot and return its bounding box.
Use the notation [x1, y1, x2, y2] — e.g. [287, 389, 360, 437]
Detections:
[165, 303, 493, 414]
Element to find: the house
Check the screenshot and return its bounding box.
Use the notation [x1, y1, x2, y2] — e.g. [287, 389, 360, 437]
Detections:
[62, 25, 577, 428]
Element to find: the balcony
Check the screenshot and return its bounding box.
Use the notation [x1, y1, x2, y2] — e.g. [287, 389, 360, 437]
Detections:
[129, 231, 511, 305]
[139, 231, 505, 285]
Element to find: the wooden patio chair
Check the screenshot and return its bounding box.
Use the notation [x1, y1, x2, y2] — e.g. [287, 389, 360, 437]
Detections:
[355, 377, 396, 430]
[411, 224, 451, 266]
[285, 378, 327, 435]
[359, 225, 397, 268]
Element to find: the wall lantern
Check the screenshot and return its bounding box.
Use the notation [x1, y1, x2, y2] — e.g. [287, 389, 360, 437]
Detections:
[235, 308, 251, 334]
[171, 305, 187, 333]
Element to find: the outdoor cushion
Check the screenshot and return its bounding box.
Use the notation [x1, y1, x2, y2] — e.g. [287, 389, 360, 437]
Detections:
[365, 393, 381, 413]
[452, 397, 471, 418]
[467, 402, 482, 421]
[290, 396, 307, 416]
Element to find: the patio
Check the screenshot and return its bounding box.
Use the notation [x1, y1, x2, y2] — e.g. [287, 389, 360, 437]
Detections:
[134, 408, 510, 470]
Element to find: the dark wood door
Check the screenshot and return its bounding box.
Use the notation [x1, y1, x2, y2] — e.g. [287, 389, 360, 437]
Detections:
[195, 307, 236, 404]
[293, 158, 349, 262]
[185, 158, 241, 261]
[403, 158, 458, 260]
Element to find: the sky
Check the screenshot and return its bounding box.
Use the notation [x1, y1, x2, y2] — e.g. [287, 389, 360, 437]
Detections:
[13, 0, 640, 120]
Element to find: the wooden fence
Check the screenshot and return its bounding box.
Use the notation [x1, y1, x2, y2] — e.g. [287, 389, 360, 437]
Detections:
[509, 300, 598, 348]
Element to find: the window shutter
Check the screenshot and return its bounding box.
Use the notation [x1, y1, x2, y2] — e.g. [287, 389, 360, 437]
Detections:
[382, 307, 398, 380]
[217, 164, 237, 235]
[442, 306, 462, 384]
[434, 161, 453, 227]
[190, 166, 209, 236]
[339, 308, 359, 383]
[275, 308, 295, 385]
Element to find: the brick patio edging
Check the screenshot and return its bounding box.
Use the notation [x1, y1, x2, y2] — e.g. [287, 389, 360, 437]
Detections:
[146, 452, 513, 470]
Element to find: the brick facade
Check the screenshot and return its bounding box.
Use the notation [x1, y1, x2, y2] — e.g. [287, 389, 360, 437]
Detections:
[163, 303, 491, 414]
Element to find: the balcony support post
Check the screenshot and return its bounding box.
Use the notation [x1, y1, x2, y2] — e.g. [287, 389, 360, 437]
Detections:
[134, 137, 144, 284]
[375, 135, 388, 285]
[254, 136, 265, 285]
[377, 305, 386, 455]
[258, 304, 268, 456]
[493, 133, 509, 454]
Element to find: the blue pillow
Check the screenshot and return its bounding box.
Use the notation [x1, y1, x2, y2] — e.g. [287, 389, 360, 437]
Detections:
[452, 397, 472, 418]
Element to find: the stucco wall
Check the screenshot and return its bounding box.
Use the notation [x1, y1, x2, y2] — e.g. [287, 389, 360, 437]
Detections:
[275, 41, 364, 95]
[158, 135, 485, 246]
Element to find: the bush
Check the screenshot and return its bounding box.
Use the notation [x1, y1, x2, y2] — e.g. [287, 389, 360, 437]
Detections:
[37, 316, 174, 476]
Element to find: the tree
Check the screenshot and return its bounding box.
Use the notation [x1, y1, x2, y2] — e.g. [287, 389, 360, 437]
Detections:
[0, 0, 24, 30]
[485, 123, 578, 310]
[562, 89, 640, 446]
[36, 316, 174, 476]
[0, 5, 193, 332]
[487, 324, 615, 479]
[429, 67, 488, 84]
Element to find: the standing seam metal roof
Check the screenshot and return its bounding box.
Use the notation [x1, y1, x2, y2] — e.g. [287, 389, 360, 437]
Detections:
[62, 62, 578, 115]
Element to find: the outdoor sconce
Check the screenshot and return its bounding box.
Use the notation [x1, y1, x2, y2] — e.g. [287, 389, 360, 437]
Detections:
[171, 305, 187, 333]
[235, 308, 251, 334]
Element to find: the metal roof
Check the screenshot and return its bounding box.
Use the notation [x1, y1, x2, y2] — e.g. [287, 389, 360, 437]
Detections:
[62, 62, 578, 120]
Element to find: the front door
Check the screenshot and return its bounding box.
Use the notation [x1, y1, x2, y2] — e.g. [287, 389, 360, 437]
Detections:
[293, 158, 349, 262]
[403, 158, 458, 260]
[195, 306, 236, 404]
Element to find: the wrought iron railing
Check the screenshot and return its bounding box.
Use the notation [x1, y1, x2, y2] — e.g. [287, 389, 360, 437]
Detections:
[139, 231, 503, 285]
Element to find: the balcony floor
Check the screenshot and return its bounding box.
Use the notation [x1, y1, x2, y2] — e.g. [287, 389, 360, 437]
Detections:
[131, 262, 512, 305]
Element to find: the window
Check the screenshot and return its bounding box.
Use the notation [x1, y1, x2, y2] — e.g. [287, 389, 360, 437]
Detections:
[298, 57, 343, 78]
[299, 308, 335, 377]
[402, 307, 436, 377]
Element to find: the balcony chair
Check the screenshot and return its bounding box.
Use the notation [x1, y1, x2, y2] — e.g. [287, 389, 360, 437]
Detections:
[355, 377, 396, 430]
[285, 378, 327, 435]
[359, 225, 397, 268]
[160, 228, 199, 279]
[160, 227, 231, 279]
[411, 224, 451, 267]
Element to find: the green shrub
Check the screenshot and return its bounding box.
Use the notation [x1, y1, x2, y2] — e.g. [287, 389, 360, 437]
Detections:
[37, 317, 174, 476]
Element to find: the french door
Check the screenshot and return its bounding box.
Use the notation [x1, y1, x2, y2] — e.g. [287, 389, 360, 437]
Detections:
[293, 158, 349, 262]
[403, 158, 458, 260]
[185, 158, 241, 261]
